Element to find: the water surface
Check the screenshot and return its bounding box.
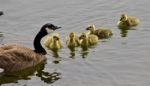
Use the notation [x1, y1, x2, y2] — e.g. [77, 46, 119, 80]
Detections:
[0, 0, 150, 86]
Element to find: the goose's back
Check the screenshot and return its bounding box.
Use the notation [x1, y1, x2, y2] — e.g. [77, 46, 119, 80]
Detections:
[0, 44, 46, 72]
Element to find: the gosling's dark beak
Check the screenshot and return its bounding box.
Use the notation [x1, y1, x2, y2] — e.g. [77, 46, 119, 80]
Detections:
[79, 36, 82, 40]
[86, 27, 89, 30]
[120, 17, 123, 21]
[57, 37, 59, 40]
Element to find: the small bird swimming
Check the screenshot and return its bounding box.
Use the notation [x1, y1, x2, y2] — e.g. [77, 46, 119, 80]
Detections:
[86, 25, 113, 39]
[44, 33, 62, 51]
[79, 31, 98, 48]
[117, 14, 140, 27]
[66, 32, 80, 48]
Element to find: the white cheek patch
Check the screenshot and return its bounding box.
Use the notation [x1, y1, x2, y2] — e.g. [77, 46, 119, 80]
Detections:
[46, 28, 54, 34]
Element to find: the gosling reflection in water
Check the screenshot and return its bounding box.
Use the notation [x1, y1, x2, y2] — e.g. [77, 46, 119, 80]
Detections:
[47, 49, 62, 64]
[0, 60, 61, 85]
[118, 26, 129, 37]
[80, 49, 89, 59]
[51, 49, 60, 58]
[118, 25, 136, 37]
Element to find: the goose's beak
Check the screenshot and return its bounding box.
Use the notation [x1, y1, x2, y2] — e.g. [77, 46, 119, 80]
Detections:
[54, 26, 61, 30]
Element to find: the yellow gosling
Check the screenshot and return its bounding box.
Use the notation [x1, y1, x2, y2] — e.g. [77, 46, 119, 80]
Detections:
[86, 25, 113, 39]
[79, 31, 98, 47]
[44, 33, 62, 51]
[79, 33, 89, 48]
[117, 14, 140, 27]
[66, 32, 80, 48]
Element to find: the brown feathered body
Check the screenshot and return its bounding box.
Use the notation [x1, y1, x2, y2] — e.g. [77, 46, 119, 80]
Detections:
[0, 44, 46, 72]
[94, 29, 113, 39]
[117, 14, 140, 27]
[86, 25, 113, 39]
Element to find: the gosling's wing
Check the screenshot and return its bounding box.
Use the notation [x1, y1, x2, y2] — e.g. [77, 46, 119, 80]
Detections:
[66, 36, 70, 44]
[75, 36, 80, 46]
[44, 36, 52, 48]
[128, 16, 140, 26]
[58, 40, 63, 48]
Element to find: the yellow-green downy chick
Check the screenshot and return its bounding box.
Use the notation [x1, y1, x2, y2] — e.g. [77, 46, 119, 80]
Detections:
[79, 32, 98, 47]
[66, 32, 80, 48]
[79, 32, 89, 48]
[44, 33, 62, 51]
[86, 25, 113, 39]
[117, 14, 140, 27]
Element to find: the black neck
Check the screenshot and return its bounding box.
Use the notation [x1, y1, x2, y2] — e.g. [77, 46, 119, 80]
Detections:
[33, 25, 48, 55]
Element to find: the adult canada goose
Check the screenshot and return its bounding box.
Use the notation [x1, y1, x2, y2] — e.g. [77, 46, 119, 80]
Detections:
[66, 32, 80, 48]
[117, 14, 140, 27]
[44, 33, 62, 51]
[86, 25, 113, 39]
[0, 23, 61, 72]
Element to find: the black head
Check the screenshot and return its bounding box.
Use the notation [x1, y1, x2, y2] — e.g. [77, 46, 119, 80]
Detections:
[45, 23, 61, 31]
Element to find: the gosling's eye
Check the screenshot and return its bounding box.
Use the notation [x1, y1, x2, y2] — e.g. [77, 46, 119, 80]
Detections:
[56, 38, 59, 40]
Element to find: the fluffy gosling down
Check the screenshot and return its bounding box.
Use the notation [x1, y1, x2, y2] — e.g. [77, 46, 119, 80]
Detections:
[86, 25, 113, 39]
[44, 33, 62, 51]
[79, 31, 98, 47]
[66, 32, 80, 48]
[117, 14, 140, 27]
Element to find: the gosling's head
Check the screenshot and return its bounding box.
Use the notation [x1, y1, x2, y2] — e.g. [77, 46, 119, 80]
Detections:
[86, 25, 96, 33]
[69, 32, 75, 38]
[120, 14, 128, 21]
[52, 33, 60, 41]
[79, 33, 87, 40]
[53, 36, 59, 41]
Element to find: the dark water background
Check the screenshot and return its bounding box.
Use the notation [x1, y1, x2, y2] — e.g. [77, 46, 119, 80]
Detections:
[0, 0, 150, 86]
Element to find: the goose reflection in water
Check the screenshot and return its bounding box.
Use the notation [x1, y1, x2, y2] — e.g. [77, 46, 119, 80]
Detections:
[0, 32, 4, 45]
[0, 60, 61, 85]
